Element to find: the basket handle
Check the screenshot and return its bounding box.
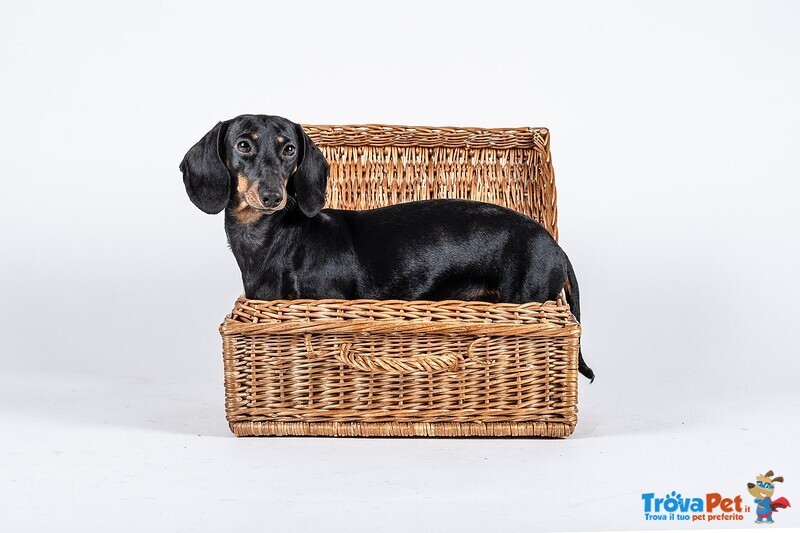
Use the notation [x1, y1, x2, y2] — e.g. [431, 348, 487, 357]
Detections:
[334, 343, 461, 374]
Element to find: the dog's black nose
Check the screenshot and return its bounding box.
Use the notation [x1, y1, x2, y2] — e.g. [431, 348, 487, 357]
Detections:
[261, 190, 283, 208]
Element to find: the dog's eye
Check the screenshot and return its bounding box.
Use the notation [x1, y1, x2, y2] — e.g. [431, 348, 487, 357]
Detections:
[283, 145, 296, 157]
[236, 140, 252, 154]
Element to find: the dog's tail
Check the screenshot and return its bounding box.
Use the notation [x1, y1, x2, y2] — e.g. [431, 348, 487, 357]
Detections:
[564, 257, 594, 382]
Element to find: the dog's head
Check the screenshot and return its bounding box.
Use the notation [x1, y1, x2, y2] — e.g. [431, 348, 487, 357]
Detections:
[180, 115, 329, 221]
[747, 470, 784, 499]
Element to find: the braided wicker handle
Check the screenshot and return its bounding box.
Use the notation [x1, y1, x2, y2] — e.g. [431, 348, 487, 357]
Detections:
[334, 343, 461, 374]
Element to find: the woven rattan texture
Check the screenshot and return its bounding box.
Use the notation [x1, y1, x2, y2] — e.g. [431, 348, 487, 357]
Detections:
[304, 125, 558, 240]
[220, 125, 579, 437]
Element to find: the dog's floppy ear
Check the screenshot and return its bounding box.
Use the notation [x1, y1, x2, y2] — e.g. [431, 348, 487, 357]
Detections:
[180, 121, 230, 214]
[772, 476, 784, 483]
[292, 123, 329, 217]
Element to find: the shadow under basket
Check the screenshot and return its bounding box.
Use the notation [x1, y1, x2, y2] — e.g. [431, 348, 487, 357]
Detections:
[219, 124, 581, 437]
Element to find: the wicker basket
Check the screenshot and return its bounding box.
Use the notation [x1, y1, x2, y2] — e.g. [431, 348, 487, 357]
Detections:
[220, 125, 581, 437]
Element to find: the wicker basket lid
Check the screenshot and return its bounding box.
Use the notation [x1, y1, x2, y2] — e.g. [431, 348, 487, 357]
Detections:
[303, 124, 559, 240]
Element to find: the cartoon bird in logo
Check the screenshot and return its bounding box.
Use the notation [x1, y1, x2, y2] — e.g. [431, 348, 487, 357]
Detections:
[747, 470, 791, 524]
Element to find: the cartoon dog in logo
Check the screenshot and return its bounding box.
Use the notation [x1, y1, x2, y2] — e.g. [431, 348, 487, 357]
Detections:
[747, 470, 790, 524]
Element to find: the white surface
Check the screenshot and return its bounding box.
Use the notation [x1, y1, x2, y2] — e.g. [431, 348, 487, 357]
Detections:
[1, 1, 798, 531]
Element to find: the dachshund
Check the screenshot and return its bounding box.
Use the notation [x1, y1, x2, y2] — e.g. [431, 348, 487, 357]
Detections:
[180, 114, 594, 380]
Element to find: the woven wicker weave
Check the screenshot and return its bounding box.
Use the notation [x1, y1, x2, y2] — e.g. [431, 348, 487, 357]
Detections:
[220, 125, 580, 437]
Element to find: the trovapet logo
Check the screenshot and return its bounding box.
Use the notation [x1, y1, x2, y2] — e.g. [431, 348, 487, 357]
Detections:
[641, 469, 791, 525]
[641, 491, 746, 523]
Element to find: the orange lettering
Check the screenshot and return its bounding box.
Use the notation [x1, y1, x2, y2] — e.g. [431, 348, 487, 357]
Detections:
[706, 493, 722, 512]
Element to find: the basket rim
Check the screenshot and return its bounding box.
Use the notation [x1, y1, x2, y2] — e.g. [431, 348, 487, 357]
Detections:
[303, 124, 549, 133]
[301, 124, 550, 149]
[220, 295, 578, 337]
[228, 294, 570, 316]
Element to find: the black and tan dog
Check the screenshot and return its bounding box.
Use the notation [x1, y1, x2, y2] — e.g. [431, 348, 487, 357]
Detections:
[181, 114, 594, 380]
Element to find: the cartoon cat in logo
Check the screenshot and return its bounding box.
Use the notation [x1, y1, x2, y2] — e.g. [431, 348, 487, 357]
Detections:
[747, 470, 790, 524]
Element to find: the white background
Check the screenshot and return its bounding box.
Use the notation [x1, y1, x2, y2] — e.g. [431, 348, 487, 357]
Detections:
[1, 1, 798, 531]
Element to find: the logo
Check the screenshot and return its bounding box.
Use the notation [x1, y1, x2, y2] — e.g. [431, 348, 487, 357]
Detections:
[746, 469, 791, 524]
[641, 491, 746, 523]
[641, 469, 792, 524]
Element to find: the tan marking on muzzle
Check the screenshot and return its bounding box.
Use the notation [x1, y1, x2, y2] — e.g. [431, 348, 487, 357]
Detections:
[233, 204, 264, 225]
[233, 173, 268, 225]
[236, 173, 250, 193]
